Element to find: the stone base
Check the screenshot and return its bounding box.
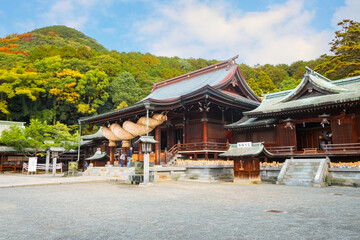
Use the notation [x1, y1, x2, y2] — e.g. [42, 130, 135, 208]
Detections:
[234, 178, 261, 185]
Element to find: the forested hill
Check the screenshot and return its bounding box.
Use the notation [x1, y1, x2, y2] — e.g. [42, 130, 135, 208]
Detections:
[0, 21, 358, 128]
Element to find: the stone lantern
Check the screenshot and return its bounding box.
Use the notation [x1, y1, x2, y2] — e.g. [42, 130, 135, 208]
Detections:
[134, 136, 158, 184]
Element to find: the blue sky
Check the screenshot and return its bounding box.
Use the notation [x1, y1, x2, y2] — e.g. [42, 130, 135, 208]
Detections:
[0, 0, 359, 65]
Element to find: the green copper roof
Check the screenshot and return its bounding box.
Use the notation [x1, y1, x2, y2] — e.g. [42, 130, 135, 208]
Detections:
[82, 127, 104, 140]
[85, 152, 108, 161]
[245, 68, 360, 117]
[135, 135, 158, 144]
[225, 117, 277, 129]
[220, 142, 273, 157]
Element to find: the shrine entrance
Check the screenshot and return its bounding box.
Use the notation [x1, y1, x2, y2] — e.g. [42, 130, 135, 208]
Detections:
[296, 122, 332, 151]
[175, 126, 183, 144]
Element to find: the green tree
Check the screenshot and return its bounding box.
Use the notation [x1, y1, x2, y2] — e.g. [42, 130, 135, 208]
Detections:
[0, 119, 78, 156]
[315, 19, 360, 79]
[109, 71, 142, 107]
[76, 69, 110, 114]
[257, 71, 278, 94]
[247, 77, 262, 96]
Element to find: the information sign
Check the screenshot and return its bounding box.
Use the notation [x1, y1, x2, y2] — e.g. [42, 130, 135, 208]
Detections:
[237, 142, 252, 148]
[28, 157, 38, 172]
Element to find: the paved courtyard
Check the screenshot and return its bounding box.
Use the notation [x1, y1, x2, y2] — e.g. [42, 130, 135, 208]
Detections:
[0, 180, 359, 240]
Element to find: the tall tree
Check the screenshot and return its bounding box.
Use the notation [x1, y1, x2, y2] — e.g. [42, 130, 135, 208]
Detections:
[315, 19, 360, 79]
[257, 71, 278, 94]
[109, 71, 142, 108]
[76, 69, 109, 114]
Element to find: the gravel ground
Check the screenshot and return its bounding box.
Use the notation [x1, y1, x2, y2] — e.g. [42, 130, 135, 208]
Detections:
[0, 181, 359, 240]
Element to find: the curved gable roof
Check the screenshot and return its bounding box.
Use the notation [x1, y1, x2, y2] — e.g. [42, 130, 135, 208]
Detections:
[143, 65, 237, 101]
[142, 55, 260, 103]
[244, 68, 360, 117]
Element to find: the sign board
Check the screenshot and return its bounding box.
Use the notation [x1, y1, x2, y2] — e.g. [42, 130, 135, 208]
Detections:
[95, 148, 101, 154]
[28, 157, 38, 172]
[237, 142, 252, 148]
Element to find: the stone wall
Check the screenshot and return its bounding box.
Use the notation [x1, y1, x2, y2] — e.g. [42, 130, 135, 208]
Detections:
[84, 165, 234, 183]
[260, 167, 360, 187]
[260, 168, 281, 183]
[329, 169, 360, 187]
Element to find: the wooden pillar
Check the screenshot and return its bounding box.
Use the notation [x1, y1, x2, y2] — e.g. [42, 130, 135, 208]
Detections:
[123, 147, 127, 166]
[139, 143, 143, 161]
[109, 146, 115, 165]
[155, 126, 161, 165]
[183, 112, 186, 144]
[202, 111, 208, 143]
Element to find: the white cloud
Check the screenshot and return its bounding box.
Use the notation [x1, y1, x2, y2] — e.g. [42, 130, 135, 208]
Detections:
[134, 0, 332, 65]
[332, 0, 360, 25]
[40, 0, 101, 29]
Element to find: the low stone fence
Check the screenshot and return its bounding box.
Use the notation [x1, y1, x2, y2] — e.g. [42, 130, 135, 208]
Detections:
[260, 166, 360, 186]
[260, 167, 281, 182]
[329, 168, 360, 187]
[84, 165, 234, 183]
[153, 165, 233, 183]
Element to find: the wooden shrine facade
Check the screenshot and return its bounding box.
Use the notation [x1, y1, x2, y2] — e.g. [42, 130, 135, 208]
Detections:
[79, 56, 261, 164]
[226, 68, 360, 162]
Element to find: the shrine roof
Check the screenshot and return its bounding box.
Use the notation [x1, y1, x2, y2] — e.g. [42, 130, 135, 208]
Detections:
[244, 68, 360, 117]
[220, 142, 273, 157]
[82, 127, 104, 140]
[225, 116, 277, 129]
[143, 64, 237, 101]
[85, 152, 108, 161]
[79, 55, 260, 124]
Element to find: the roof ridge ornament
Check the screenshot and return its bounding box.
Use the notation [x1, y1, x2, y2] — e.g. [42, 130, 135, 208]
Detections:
[305, 66, 330, 82]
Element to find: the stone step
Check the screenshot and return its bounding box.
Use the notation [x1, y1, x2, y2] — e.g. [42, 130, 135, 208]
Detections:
[287, 165, 318, 169]
[284, 174, 314, 179]
[283, 181, 313, 187]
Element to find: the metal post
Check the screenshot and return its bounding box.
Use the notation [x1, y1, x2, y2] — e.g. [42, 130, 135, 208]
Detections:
[77, 121, 82, 163]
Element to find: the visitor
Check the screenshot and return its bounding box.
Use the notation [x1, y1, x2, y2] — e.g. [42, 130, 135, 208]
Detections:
[120, 153, 125, 167]
[85, 161, 88, 169]
[127, 147, 133, 167]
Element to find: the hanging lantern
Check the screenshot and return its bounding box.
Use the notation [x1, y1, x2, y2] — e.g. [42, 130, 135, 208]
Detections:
[283, 118, 294, 130]
[319, 114, 330, 127]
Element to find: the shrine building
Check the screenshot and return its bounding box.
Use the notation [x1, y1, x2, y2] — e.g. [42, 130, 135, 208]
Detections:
[79, 56, 261, 165]
[226, 67, 360, 163]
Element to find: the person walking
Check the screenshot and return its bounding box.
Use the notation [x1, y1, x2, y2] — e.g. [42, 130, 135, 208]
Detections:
[127, 147, 133, 167]
[120, 153, 125, 167]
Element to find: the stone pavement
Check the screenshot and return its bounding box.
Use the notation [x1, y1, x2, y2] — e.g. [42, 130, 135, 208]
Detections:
[0, 179, 359, 240]
[0, 173, 106, 188]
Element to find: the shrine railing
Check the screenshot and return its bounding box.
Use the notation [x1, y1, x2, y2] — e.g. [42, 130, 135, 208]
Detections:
[165, 142, 229, 163]
[324, 143, 360, 154]
[178, 142, 228, 152]
[266, 146, 295, 155]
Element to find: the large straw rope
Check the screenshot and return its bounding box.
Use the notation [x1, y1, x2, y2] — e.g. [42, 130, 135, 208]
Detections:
[102, 112, 167, 144]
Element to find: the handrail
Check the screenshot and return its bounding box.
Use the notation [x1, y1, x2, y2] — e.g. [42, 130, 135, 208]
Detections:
[267, 146, 295, 155]
[165, 142, 229, 163]
[165, 143, 180, 163]
[324, 143, 360, 153]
